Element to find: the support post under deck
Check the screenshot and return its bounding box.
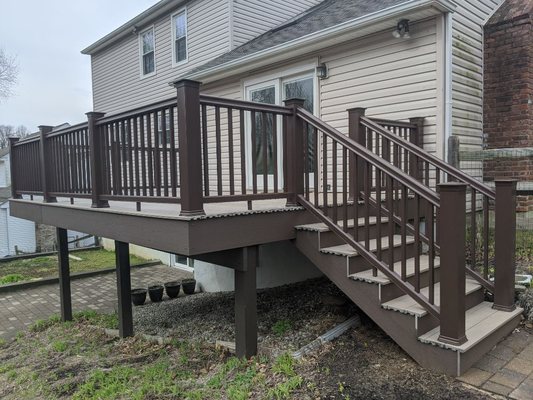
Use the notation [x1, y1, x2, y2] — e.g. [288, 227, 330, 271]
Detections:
[56, 227, 72, 321]
[235, 246, 258, 358]
[115, 241, 133, 338]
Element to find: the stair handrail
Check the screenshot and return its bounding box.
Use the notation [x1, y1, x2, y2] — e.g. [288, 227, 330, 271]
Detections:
[361, 117, 496, 199]
[295, 107, 441, 320]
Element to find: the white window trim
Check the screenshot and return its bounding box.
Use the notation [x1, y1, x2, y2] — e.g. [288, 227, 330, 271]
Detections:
[139, 25, 156, 79]
[171, 7, 189, 68]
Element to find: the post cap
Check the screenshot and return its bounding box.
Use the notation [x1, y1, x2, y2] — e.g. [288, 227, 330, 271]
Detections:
[283, 98, 306, 107]
[172, 79, 202, 89]
[8, 137, 20, 143]
[437, 182, 468, 192]
[86, 111, 105, 119]
[38, 125, 54, 134]
[346, 107, 366, 115]
[494, 179, 517, 188]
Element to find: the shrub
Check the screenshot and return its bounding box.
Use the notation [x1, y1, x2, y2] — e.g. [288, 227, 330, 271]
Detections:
[0, 274, 26, 285]
[518, 289, 533, 323]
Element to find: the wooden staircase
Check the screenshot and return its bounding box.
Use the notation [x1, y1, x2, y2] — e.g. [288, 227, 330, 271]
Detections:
[287, 107, 523, 376]
[294, 211, 522, 376]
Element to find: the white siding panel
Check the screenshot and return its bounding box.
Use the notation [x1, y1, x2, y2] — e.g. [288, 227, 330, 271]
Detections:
[321, 19, 440, 154]
[0, 154, 10, 188]
[0, 202, 36, 257]
[450, 0, 504, 151]
[232, 0, 322, 47]
[92, 0, 231, 114]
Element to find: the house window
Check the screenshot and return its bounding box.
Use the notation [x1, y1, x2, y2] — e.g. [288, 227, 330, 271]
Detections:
[172, 10, 187, 65]
[140, 27, 155, 76]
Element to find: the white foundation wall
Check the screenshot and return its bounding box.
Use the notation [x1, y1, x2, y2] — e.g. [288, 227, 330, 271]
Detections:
[194, 241, 323, 292]
[101, 238, 174, 266]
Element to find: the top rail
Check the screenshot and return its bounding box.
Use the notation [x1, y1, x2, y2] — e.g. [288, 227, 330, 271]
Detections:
[361, 117, 496, 199]
[199, 95, 293, 115]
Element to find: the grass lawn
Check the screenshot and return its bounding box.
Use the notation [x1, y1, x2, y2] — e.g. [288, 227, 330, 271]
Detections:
[0, 249, 148, 285]
[0, 313, 304, 400]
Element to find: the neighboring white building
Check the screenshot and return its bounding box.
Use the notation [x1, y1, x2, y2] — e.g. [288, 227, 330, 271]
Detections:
[0, 148, 37, 258]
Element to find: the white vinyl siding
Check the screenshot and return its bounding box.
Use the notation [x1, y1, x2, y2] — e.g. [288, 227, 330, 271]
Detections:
[0, 154, 10, 188]
[92, 0, 230, 114]
[320, 19, 440, 154]
[450, 0, 504, 151]
[231, 0, 322, 48]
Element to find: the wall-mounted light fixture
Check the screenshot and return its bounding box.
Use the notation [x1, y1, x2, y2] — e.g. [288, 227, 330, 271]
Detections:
[132, 25, 139, 34]
[392, 19, 410, 39]
[316, 63, 328, 79]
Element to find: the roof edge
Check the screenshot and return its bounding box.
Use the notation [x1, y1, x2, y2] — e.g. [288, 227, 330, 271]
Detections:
[174, 0, 456, 84]
[81, 0, 186, 55]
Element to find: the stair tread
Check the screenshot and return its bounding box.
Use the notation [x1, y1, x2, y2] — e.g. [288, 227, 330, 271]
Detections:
[295, 216, 389, 233]
[320, 235, 415, 257]
[381, 279, 482, 317]
[418, 302, 524, 352]
[349, 255, 441, 284]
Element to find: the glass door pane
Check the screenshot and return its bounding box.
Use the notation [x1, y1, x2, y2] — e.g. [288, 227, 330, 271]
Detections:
[250, 86, 276, 176]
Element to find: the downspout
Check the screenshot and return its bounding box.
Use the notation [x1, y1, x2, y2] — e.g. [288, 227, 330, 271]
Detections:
[444, 11, 453, 159]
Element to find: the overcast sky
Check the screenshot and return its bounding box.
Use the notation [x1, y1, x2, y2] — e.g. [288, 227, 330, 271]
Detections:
[0, 0, 158, 132]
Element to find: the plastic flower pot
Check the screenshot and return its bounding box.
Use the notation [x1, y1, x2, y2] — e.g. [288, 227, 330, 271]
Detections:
[181, 279, 196, 295]
[131, 288, 147, 306]
[164, 281, 181, 298]
[148, 285, 164, 302]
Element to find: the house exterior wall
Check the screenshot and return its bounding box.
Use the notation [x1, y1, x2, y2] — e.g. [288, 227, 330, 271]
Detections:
[450, 0, 504, 153]
[0, 202, 36, 258]
[91, 0, 231, 114]
[0, 154, 10, 188]
[231, 0, 322, 48]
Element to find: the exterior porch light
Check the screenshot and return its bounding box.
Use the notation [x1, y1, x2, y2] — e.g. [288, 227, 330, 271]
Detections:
[316, 63, 328, 79]
[392, 19, 410, 39]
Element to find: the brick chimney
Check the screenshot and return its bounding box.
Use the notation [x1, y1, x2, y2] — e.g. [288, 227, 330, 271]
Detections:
[483, 0, 533, 211]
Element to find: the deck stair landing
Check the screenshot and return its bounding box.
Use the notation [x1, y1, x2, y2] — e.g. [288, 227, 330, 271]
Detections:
[294, 218, 523, 376]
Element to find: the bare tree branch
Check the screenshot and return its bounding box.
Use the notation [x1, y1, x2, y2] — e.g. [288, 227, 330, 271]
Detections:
[0, 125, 30, 149]
[0, 48, 19, 100]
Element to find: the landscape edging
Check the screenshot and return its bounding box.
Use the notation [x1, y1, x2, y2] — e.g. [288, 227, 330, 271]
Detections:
[0, 261, 160, 294]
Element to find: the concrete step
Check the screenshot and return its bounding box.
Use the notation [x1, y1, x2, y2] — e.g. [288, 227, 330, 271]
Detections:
[381, 278, 482, 317]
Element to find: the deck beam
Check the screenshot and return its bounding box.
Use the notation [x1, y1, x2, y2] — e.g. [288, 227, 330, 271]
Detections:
[56, 227, 72, 321]
[235, 246, 258, 358]
[115, 241, 133, 338]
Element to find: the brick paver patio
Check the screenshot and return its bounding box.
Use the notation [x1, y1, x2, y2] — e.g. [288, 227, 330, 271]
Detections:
[0, 265, 191, 340]
[458, 328, 533, 400]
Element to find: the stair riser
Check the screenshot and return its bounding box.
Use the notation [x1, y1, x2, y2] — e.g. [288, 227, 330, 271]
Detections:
[317, 221, 392, 247]
[399, 288, 486, 336]
[347, 242, 417, 275]
[379, 267, 442, 303]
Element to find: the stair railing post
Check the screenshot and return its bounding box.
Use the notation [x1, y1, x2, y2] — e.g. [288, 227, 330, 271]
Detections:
[38, 125, 56, 203]
[409, 117, 424, 182]
[437, 182, 468, 345]
[174, 79, 205, 216]
[87, 112, 109, 208]
[493, 179, 517, 312]
[8, 137, 21, 199]
[347, 108, 366, 200]
[284, 98, 306, 207]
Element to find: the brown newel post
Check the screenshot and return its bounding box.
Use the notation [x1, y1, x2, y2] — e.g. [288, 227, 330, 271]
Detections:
[8, 137, 21, 199]
[409, 117, 424, 181]
[437, 182, 467, 346]
[38, 125, 56, 203]
[347, 108, 366, 200]
[284, 98, 306, 207]
[87, 112, 109, 208]
[493, 179, 517, 312]
[174, 79, 205, 216]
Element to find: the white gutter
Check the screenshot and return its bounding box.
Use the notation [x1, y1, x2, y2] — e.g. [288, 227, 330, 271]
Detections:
[178, 0, 456, 84]
[444, 11, 453, 159]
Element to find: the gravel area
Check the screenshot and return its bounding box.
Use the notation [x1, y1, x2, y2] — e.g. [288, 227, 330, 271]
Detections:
[133, 278, 357, 354]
